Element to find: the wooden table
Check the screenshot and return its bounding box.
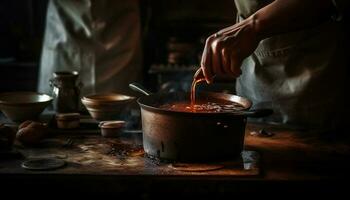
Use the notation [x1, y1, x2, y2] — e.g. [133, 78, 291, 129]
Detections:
[1, 118, 349, 197]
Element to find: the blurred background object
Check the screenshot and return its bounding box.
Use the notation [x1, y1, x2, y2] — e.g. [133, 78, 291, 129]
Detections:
[0, 0, 236, 94]
[142, 0, 237, 94]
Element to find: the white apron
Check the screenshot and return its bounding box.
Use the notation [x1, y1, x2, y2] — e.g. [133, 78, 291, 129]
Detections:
[38, 0, 143, 96]
[234, 0, 348, 131]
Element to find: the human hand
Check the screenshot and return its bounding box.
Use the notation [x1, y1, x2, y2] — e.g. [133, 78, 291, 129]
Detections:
[199, 17, 261, 83]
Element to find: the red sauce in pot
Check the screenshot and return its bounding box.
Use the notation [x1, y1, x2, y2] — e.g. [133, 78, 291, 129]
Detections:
[160, 68, 243, 113]
[160, 100, 244, 113]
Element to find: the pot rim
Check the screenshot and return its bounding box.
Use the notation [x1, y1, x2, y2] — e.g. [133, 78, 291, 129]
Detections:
[137, 91, 252, 117]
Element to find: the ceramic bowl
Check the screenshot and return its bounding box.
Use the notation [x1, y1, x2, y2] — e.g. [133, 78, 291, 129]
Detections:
[81, 93, 135, 121]
[99, 120, 126, 137]
[0, 92, 53, 122]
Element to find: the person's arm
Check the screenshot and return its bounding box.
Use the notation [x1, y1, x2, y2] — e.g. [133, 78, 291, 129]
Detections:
[199, 0, 336, 83]
[253, 0, 334, 40]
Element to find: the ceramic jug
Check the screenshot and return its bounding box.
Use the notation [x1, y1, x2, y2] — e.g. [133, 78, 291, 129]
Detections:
[50, 71, 81, 113]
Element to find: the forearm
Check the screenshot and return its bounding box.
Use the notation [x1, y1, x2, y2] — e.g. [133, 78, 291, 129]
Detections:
[198, 0, 337, 81]
[250, 0, 335, 40]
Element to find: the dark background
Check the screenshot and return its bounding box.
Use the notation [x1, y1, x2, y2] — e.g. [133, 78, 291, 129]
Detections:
[0, 0, 235, 93]
[1, 0, 348, 93]
[0, 0, 48, 92]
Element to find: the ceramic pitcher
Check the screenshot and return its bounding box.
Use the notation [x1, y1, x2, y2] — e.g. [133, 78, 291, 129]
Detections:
[50, 71, 81, 113]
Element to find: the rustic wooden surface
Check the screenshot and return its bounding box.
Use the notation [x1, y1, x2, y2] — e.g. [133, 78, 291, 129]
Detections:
[1, 115, 349, 196]
[0, 129, 260, 177]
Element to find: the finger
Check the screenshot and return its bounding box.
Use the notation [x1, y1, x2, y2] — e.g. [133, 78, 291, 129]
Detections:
[201, 36, 214, 83]
[221, 48, 232, 75]
[233, 46, 244, 76]
[211, 39, 224, 77]
[219, 34, 237, 76]
[230, 55, 242, 77]
[193, 67, 204, 80]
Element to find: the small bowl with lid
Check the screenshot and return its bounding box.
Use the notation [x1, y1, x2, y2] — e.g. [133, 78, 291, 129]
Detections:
[55, 113, 80, 129]
[99, 120, 126, 138]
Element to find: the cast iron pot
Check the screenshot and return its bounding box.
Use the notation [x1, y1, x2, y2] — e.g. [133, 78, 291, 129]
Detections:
[129, 83, 272, 162]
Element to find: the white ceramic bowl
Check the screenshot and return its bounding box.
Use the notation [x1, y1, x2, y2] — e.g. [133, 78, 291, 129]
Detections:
[81, 93, 135, 121]
[0, 92, 53, 122]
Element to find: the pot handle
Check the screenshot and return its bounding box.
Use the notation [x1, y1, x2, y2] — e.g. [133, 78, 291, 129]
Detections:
[236, 109, 273, 118]
[129, 82, 153, 96]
